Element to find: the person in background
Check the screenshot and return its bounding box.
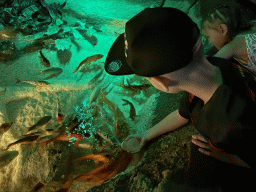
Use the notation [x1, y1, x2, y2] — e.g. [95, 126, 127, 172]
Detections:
[104, 7, 255, 191]
[201, 2, 256, 78]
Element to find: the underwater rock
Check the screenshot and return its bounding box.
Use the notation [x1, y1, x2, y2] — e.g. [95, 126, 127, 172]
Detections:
[0, 40, 19, 63]
[57, 49, 72, 65]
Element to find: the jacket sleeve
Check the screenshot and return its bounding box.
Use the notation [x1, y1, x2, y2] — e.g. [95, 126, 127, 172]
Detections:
[196, 84, 256, 168]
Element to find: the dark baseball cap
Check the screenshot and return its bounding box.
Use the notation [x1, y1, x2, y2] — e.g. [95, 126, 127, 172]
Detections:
[105, 7, 201, 77]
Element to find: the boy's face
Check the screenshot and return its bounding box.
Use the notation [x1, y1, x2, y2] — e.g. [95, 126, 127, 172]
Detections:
[202, 21, 228, 50]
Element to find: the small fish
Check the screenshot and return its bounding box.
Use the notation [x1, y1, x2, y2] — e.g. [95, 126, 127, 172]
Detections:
[3, 135, 39, 151]
[88, 83, 111, 106]
[39, 50, 51, 67]
[39, 133, 90, 150]
[26, 116, 52, 133]
[77, 142, 94, 150]
[29, 182, 45, 192]
[20, 42, 45, 54]
[0, 151, 19, 169]
[16, 79, 50, 89]
[114, 78, 151, 92]
[37, 67, 63, 75]
[44, 71, 63, 80]
[76, 29, 98, 47]
[122, 99, 136, 121]
[56, 93, 64, 124]
[55, 188, 68, 192]
[96, 131, 114, 146]
[0, 122, 14, 137]
[73, 54, 104, 73]
[0, 87, 6, 97]
[87, 70, 105, 86]
[70, 38, 82, 52]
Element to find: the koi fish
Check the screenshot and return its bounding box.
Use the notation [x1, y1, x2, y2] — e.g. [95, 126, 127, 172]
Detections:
[39, 133, 90, 150]
[73, 54, 104, 73]
[39, 50, 51, 67]
[26, 116, 52, 133]
[74, 154, 109, 164]
[122, 99, 136, 121]
[72, 150, 132, 185]
[0, 151, 19, 169]
[2, 135, 39, 152]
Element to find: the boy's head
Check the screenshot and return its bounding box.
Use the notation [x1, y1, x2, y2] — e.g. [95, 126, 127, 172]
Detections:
[105, 7, 201, 79]
[201, 3, 253, 50]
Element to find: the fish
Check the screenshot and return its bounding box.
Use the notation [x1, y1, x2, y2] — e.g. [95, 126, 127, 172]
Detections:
[39, 133, 90, 152]
[39, 50, 51, 67]
[87, 70, 105, 86]
[71, 150, 132, 186]
[6, 96, 31, 107]
[88, 83, 111, 106]
[55, 188, 68, 192]
[44, 70, 63, 80]
[70, 37, 82, 52]
[0, 151, 19, 169]
[74, 154, 109, 164]
[20, 42, 45, 54]
[0, 122, 14, 137]
[0, 87, 6, 97]
[73, 54, 104, 73]
[122, 99, 136, 121]
[16, 79, 50, 89]
[56, 93, 64, 124]
[62, 8, 88, 20]
[96, 131, 114, 146]
[26, 116, 52, 133]
[113, 78, 151, 92]
[29, 182, 45, 192]
[77, 142, 94, 150]
[114, 115, 130, 143]
[77, 65, 103, 82]
[2, 135, 39, 152]
[76, 29, 98, 47]
[37, 67, 63, 75]
[99, 91, 116, 112]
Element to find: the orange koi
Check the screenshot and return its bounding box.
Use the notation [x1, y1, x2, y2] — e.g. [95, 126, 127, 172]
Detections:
[39, 133, 90, 151]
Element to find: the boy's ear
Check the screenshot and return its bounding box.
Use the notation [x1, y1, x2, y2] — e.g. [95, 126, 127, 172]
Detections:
[219, 24, 228, 36]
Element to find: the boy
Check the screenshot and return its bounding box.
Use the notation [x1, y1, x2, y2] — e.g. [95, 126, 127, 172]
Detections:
[104, 7, 255, 190]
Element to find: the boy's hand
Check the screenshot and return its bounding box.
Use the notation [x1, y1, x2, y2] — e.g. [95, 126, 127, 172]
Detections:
[191, 134, 251, 168]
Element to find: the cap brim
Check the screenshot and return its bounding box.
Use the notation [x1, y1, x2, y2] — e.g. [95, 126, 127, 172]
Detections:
[105, 33, 135, 76]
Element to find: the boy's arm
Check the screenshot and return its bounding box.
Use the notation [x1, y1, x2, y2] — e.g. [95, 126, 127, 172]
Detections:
[143, 109, 190, 141]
